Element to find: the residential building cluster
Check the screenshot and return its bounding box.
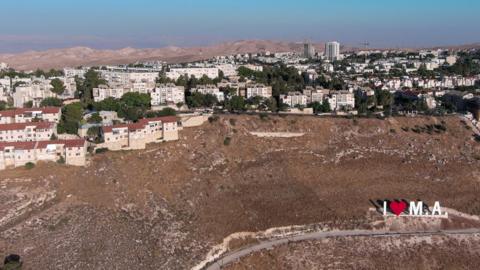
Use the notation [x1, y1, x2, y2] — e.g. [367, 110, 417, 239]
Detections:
[100, 116, 179, 151]
[0, 107, 87, 170]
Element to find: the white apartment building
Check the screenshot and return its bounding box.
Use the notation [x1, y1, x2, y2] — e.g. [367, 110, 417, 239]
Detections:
[303, 86, 330, 104]
[93, 85, 128, 102]
[216, 80, 247, 96]
[245, 84, 272, 99]
[101, 116, 178, 151]
[191, 85, 225, 102]
[166, 68, 219, 80]
[151, 84, 185, 106]
[240, 64, 263, 72]
[0, 122, 56, 142]
[131, 81, 155, 94]
[280, 92, 308, 107]
[328, 91, 355, 111]
[216, 64, 238, 77]
[0, 107, 61, 124]
[0, 139, 87, 170]
[303, 42, 316, 59]
[99, 70, 158, 85]
[59, 76, 78, 99]
[64, 68, 87, 78]
[0, 77, 11, 96]
[325, 41, 341, 61]
[13, 80, 56, 108]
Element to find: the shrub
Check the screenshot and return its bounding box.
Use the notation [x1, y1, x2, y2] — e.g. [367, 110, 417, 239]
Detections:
[390, 129, 396, 134]
[208, 115, 219, 123]
[229, 118, 236, 126]
[434, 124, 447, 132]
[259, 113, 268, 121]
[57, 156, 66, 164]
[95, 148, 108, 154]
[401, 127, 409, 132]
[25, 162, 35, 170]
[223, 137, 231, 146]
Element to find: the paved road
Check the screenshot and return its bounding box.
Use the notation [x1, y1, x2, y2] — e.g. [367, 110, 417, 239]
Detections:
[204, 228, 480, 270]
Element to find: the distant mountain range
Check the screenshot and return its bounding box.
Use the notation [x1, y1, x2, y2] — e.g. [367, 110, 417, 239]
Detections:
[0, 40, 479, 71]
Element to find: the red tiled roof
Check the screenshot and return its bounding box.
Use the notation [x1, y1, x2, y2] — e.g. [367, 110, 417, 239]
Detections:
[0, 139, 85, 151]
[139, 116, 178, 124]
[102, 116, 177, 133]
[17, 107, 61, 114]
[0, 107, 60, 118]
[37, 139, 86, 148]
[0, 141, 37, 151]
[0, 122, 55, 131]
[127, 122, 145, 131]
[102, 124, 130, 133]
[0, 110, 15, 118]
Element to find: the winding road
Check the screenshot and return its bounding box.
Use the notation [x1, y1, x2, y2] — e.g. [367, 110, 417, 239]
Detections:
[204, 228, 480, 270]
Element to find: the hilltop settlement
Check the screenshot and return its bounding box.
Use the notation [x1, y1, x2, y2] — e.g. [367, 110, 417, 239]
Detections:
[0, 42, 480, 170]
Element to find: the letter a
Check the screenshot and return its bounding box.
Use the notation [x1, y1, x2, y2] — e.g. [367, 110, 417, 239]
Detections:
[432, 201, 442, 216]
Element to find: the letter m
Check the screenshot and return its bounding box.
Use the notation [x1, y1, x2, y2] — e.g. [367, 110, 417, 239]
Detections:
[409, 201, 423, 216]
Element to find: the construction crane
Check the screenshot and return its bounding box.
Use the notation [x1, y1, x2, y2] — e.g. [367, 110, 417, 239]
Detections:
[359, 42, 370, 49]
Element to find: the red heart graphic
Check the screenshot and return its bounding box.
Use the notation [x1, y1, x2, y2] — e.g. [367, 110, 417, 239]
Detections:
[389, 201, 407, 216]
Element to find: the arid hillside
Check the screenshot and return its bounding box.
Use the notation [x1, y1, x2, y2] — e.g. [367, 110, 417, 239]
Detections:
[1, 115, 480, 269]
[0, 40, 313, 70]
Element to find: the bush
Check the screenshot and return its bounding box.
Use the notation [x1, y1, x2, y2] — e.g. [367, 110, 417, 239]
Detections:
[95, 148, 108, 154]
[223, 137, 231, 146]
[259, 113, 268, 120]
[25, 162, 35, 170]
[57, 156, 66, 164]
[434, 124, 447, 132]
[390, 129, 396, 134]
[208, 115, 219, 123]
[229, 118, 236, 126]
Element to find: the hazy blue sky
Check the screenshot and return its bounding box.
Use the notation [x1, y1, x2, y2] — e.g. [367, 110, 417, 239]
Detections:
[1, 0, 479, 52]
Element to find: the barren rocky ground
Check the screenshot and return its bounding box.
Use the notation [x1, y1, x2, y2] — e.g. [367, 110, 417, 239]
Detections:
[1, 115, 480, 269]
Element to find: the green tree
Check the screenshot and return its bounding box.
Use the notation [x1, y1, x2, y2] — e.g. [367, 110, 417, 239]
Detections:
[118, 92, 151, 121]
[375, 90, 393, 107]
[120, 92, 151, 108]
[79, 69, 106, 104]
[225, 96, 245, 112]
[186, 92, 218, 108]
[93, 97, 121, 112]
[321, 99, 331, 112]
[40, 97, 62, 107]
[157, 73, 174, 84]
[23, 101, 33, 108]
[203, 94, 218, 107]
[264, 98, 278, 112]
[308, 100, 330, 113]
[87, 112, 103, 123]
[237, 66, 256, 78]
[50, 78, 66, 95]
[176, 75, 188, 87]
[146, 107, 177, 118]
[0, 101, 7, 111]
[58, 102, 84, 134]
[87, 126, 102, 142]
